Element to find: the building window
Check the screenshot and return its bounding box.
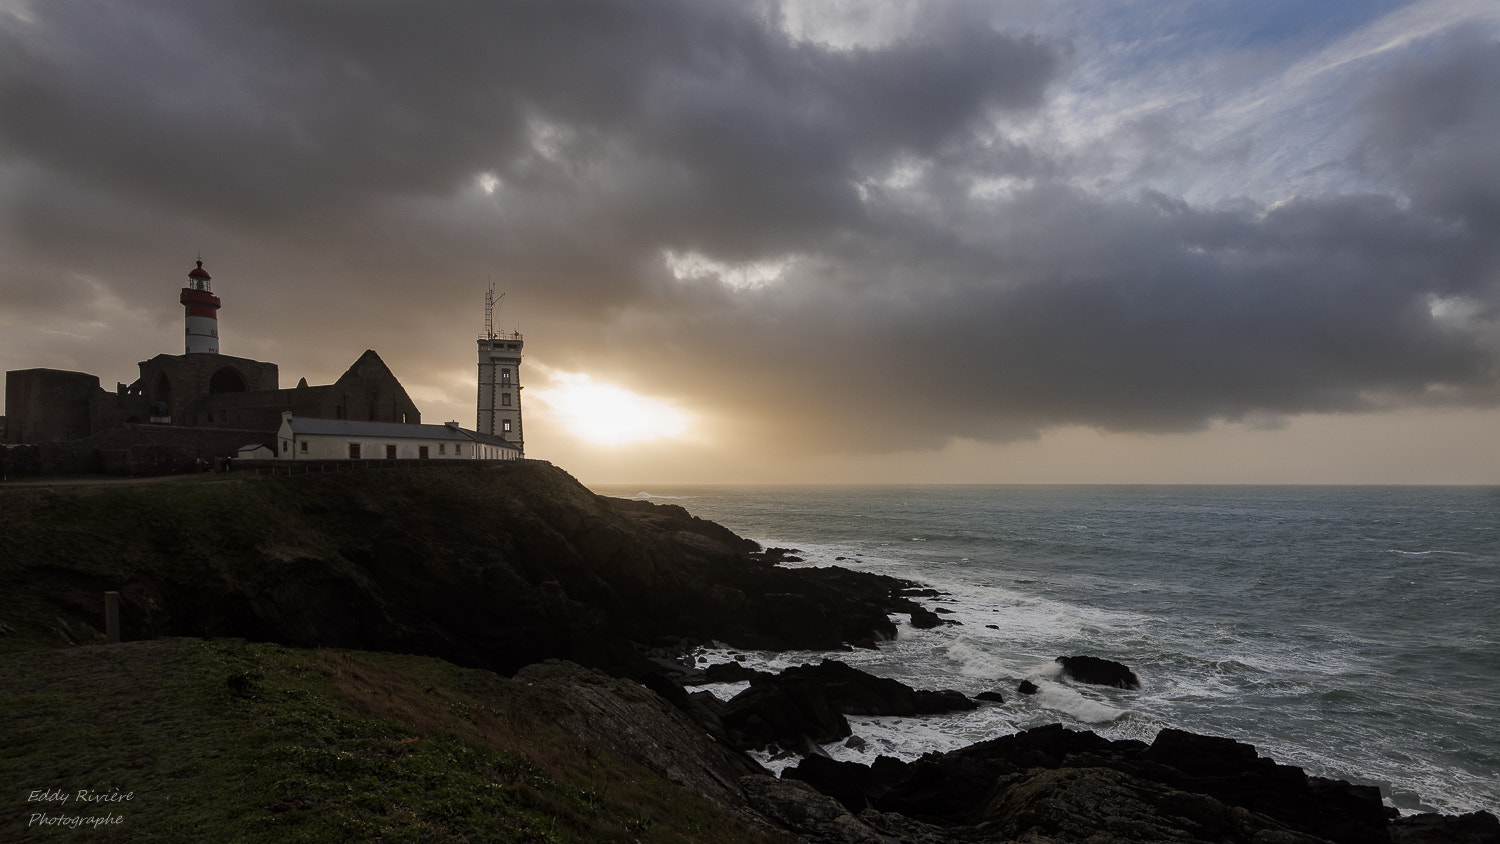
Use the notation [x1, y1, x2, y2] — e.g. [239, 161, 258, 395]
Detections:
[282, 441, 289, 453]
[299, 441, 308, 454]
[349, 443, 361, 459]
[502, 420, 512, 433]
[455, 444, 463, 456]
[385, 444, 397, 460]
[501, 369, 511, 384]
[419, 445, 429, 460]
[501, 393, 511, 407]
[438, 443, 446, 455]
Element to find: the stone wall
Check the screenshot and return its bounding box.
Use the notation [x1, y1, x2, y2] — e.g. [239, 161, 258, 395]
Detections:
[137, 352, 280, 424]
[0, 424, 275, 477]
[4, 369, 100, 443]
[5, 349, 420, 458]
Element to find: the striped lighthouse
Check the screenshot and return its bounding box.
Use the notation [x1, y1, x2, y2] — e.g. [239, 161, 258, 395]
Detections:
[180, 260, 221, 354]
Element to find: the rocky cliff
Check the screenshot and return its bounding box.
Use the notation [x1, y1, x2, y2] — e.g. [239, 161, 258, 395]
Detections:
[2, 464, 1494, 843]
[0, 462, 915, 679]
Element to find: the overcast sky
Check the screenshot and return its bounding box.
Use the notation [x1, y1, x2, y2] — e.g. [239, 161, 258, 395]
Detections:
[3, 0, 1498, 484]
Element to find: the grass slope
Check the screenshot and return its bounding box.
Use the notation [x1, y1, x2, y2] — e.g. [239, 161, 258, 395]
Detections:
[1, 638, 783, 843]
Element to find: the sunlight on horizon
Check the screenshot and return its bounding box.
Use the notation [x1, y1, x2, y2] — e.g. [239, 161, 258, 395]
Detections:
[530, 370, 693, 446]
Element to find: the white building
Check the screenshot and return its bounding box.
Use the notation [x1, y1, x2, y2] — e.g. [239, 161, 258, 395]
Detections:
[275, 413, 521, 461]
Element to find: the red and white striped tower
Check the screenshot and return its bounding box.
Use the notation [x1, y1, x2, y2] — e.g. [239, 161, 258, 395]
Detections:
[180, 260, 221, 354]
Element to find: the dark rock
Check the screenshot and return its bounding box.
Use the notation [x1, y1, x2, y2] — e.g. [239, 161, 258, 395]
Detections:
[976, 765, 1333, 844]
[856, 723, 1392, 843]
[905, 605, 944, 629]
[1391, 810, 1500, 844]
[699, 661, 773, 684]
[1139, 728, 1392, 844]
[786, 754, 909, 813]
[1056, 655, 1141, 689]
[798, 733, 833, 759]
[913, 688, 975, 714]
[738, 775, 888, 844]
[719, 660, 975, 750]
[720, 678, 852, 749]
[874, 724, 1141, 823]
[515, 660, 767, 823]
[976, 691, 1005, 703]
[1017, 680, 1039, 695]
[984, 624, 999, 629]
[638, 670, 690, 708]
[683, 690, 732, 744]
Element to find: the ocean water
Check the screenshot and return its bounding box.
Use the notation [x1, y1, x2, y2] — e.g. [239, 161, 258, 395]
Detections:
[591, 484, 1500, 816]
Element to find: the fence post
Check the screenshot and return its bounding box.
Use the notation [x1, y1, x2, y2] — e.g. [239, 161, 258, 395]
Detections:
[104, 591, 120, 644]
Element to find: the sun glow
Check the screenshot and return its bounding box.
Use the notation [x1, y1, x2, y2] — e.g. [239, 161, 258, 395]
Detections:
[532, 371, 692, 445]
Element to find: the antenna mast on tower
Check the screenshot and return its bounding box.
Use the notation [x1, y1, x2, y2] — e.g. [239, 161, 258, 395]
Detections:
[485, 284, 506, 341]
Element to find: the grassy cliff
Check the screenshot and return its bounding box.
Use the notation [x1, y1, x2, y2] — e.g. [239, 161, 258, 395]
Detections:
[0, 464, 887, 841]
[1, 638, 783, 843]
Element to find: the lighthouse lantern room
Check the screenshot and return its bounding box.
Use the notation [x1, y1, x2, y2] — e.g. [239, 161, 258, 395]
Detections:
[180, 260, 221, 354]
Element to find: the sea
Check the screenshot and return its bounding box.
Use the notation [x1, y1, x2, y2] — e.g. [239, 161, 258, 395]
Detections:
[590, 484, 1499, 817]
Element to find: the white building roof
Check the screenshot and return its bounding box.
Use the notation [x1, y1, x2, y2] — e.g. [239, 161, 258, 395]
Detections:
[287, 418, 471, 441]
[285, 417, 520, 451]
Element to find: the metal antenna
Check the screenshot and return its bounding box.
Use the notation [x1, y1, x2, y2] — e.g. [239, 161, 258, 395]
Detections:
[485, 283, 507, 340]
[485, 283, 495, 340]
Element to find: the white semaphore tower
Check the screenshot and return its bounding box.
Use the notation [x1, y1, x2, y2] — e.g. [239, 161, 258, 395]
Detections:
[180, 260, 221, 354]
[476, 286, 523, 454]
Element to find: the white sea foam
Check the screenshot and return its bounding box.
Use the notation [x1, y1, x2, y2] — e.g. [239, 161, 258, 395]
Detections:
[696, 681, 751, 701]
[944, 637, 1016, 679]
[656, 486, 1500, 815]
[1027, 660, 1066, 680]
[829, 713, 993, 763]
[1033, 681, 1127, 724]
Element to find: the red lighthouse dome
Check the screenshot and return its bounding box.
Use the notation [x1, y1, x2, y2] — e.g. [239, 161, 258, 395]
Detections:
[180, 260, 221, 354]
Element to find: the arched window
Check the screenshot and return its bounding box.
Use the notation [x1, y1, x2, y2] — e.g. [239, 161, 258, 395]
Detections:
[152, 372, 172, 404]
[208, 367, 247, 394]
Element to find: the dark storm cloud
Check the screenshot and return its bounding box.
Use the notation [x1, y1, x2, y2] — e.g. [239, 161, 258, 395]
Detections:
[0, 1, 1053, 230]
[623, 181, 1497, 452]
[2, 1, 1497, 455]
[1359, 31, 1500, 235]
